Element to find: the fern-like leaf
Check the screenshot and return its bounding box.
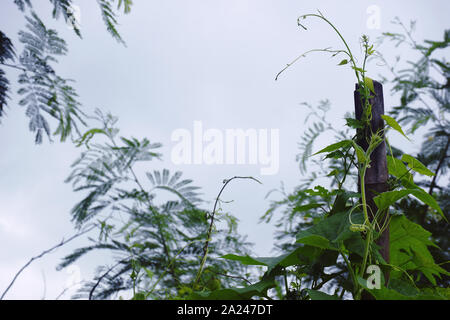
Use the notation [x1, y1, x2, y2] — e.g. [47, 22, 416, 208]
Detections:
[0, 31, 16, 120]
[17, 12, 85, 143]
[97, 0, 126, 45]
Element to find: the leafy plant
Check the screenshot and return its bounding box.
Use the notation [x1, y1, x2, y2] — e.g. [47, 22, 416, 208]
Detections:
[59, 110, 253, 299]
[0, 0, 133, 143]
[188, 12, 449, 300]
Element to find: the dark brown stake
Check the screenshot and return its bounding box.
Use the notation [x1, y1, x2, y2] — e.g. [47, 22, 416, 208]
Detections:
[354, 80, 389, 297]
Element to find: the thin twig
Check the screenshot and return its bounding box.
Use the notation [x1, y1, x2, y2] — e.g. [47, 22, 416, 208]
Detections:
[89, 260, 124, 300]
[0, 62, 26, 72]
[0, 224, 95, 300]
[194, 176, 262, 286]
[214, 272, 253, 285]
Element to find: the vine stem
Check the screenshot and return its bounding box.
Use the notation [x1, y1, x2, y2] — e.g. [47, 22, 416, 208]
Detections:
[298, 13, 361, 83]
[340, 250, 358, 296]
[193, 176, 262, 287]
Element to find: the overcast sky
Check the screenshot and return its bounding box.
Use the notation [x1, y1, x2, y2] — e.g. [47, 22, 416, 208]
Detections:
[0, 0, 449, 299]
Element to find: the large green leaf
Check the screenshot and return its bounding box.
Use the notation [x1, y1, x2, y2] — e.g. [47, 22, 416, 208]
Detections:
[296, 211, 364, 252]
[293, 203, 325, 213]
[222, 245, 323, 273]
[313, 140, 352, 156]
[352, 141, 367, 164]
[373, 190, 411, 211]
[374, 189, 444, 218]
[387, 156, 413, 182]
[382, 115, 409, 140]
[221, 254, 267, 267]
[358, 277, 446, 300]
[306, 289, 339, 300]
[364, 77, 375, 94]
[401, 154, 435, 177]
[187, 278, 276, 300]
[390, 216, 449, 285]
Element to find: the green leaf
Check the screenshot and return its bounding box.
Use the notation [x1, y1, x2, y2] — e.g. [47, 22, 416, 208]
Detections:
[221, 254, 267, 267]
[338, 59, 348, 66]
[222, 246, 323, 273]
[76, 128, 107, 147]
[409, 189, 444, 219]
[401, 154, 435, 177]
[373, 190, 412, 211]
[345, 118, 364, 129]
[352, 142, 367, 163]
[357, 276, 444, 300]
[381, 115, 409, 140]
[297, 234, 331, 250]
[306, 289, 339, 300]
[313, 140, 352, 156]
[364, 77, 375, 94]
[390, 216, 449, 285]
[132, 292, 146, 300]
[374, 189, 444, 219]
[352, 66, 366, 73]
[293, 203, 324, 213]
[187, 279, 276, 300]
[387, 156, 412, 182]
[296, 211, 364, 251]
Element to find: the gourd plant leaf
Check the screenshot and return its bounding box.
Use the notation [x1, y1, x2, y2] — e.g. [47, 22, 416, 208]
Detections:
[374, 189, 444, 219]
[390, 215, 449, 285]
[401, 154, 435, 177]
[187, 278, 276, 300]
[352, 141, 367, 164]
[364, 77, 375, 94]
[387, 156, 413, 182]
[306, 289, 339, 300]
[312, 140, 352, 156]
[358, 276, 446, 300]
[296, 211, 364, 251]
[293, 203, 324, 214]
[222, 245, 324, 274]
[381, 115, 409, 140]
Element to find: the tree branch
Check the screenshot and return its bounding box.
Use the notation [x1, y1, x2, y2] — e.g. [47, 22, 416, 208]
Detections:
[194, 176, 262, 286]
[0, 224, 95, 300]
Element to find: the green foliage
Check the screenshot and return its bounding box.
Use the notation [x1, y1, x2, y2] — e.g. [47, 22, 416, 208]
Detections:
[48, 0, 82, 37]
[97, 0, 126, 45]
[1, 0, 134, 143]
[13, 0, 32, 12]
[16, 12, 87, 143]
[60, 110, 251, 299]
[199, 14, 449, 300]
[0, 31, 15, 120]
[358, 277, 447, 300]
[379, 20, 450, 288]
[390, 215, 449, 285]
[188, 279, 276, 300]
[382, 115, 409, 140]
[306, 289, 339, 300]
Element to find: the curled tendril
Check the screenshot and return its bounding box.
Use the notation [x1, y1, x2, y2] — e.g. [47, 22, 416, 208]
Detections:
[349, 223, 370, 233]
[348, 203, 370, 233]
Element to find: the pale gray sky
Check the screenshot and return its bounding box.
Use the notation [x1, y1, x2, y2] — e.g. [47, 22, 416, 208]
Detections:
[0, 0, 448, 299]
